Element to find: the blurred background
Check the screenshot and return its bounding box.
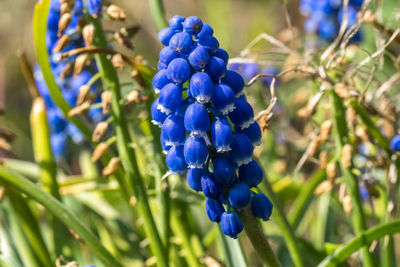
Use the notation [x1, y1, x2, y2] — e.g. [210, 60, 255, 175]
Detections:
[0, 0, 302, 160]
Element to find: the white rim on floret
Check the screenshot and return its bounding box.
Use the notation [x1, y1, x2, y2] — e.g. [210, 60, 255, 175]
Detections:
[195, 95, 211, 104]
[216, 146, 231, 153]
[165, 141, 182, 146]
[220, 103, 236, 115]
[239, 119, 255, 130]
[236, 156, 253, 167]
[190, 130, 207, 138]
[151, 120, 163, 127]
[154, 88, 161, 94]
[162, 149, 169, 155]
[188, 163, 204, 168]
[157, 104, 172, 115]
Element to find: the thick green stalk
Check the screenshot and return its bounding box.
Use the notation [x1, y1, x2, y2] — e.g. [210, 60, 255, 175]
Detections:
[261, 177, 305, 267]
[90, 18, 169, 267]
[0, 167, 122, 267]
[149, 0, 168, 31]
[237, 206, 281, 267]
[318, 220, 400, 267]
[30, 97, 65, 254]
[330, 91, 375, 267]
[289, 170, 326, 230]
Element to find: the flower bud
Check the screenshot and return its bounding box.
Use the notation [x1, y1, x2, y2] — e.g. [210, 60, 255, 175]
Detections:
[102, 157, 119, 176]
[83, 25, 95, 47]
[206, 198, 225, 222]
[106, 5, 126, 20]
[101, 91, 112, 114]
[92, 121, 109, 142]
[92, 142, 108, 162]
[58, 13, 72, 37]
[250, 193, 273, 221]
[228, 182, 251, 211]
[221, 212, 243, 239]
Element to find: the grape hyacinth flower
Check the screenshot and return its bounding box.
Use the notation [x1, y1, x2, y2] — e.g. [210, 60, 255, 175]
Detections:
[152, 15, 273, 238]
[34, 0, 107, 159]
[300, 0, 364, 43]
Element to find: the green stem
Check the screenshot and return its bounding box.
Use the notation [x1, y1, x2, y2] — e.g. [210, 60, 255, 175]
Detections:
[262, 176, 305, 267]
[148, 0, 168, 31]
[217, 227, 248, 267]
[91, 18, 169, 267]
[0, 167, 122, 267]
[318, 220, 400, 267]
[237, 206, 281, 267]
[330, 91, 375, 267]
[289, 170, 326, 230]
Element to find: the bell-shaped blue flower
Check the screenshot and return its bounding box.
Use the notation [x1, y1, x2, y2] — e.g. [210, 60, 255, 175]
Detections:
[213, 157, 237, 185]
[158, 83, 181, 114]
[214, 48, 229, 64]
[159, 46, 179, 66]
[184, 103, 210, 136]
[390, 135, 400, 152]
[47, 108, 67, 132]
[188, 46, 210, 71]
[206, 198, 225, 222]
[161, 115, 185, 146]
[186, 168, 204, 191]
[184, 135, 208, 168]
[211, 84, 235, 115]
[221, 211, 243, 239]
[169, 32, 194, 53]
[51, 132, 68, 160]
[205, 56, 226, 82]
[229, 133, 254, 166]
[201, 173, 223, 198]
[169, 15, 185, 31]
[158, 27, 175, 46]
[160, 134, 172, 154]
[152, 69, 170, 94]
[158, 61, 167, 70]
[183, 16, 203, 34]
[241, 63, 259, 81]
[166, 145, 187, 173]
[211, 119, 233, 152]
[228, 182, 251, 210]
[238, 160, 263, 187]
[250, 193, 273, 221]
[197, 23, 213, 39]
[166, 58, 191, 84]
[228, 98, 254, 130]
[221, 70, 244, 97]
[86, 0, 102, 18]
[151, 98, 168, 127]
[189, 72, 214, 104]
[236, 121, 262, 146]
[198, 35, 219, 54]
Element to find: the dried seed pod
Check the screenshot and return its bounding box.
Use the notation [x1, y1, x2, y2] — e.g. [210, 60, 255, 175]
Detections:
[53, 35, 72, 53]
[76, 85, 91, 106]
[318, 151, 328, 170]
[314, 180, 333, 195]
[119, 25, 140, 38]
[68, 102, 91, 117]
[346, 107, 356, 130]
[342, 144, 353, 168]
[309, 136, 321, 158]
[73, 54, 89, 77]
[101, 91, 112, 114]
[82, 25, 95, 47]
[102, 157, 119, 176]
[113, 32, 134, 50]
[92, 142, 108, 162]
[342, 195, 353, 214]
[326, 162, 336, 181]
[58, 13, 72, 37]
[130, 69, 145, 87]
[106, 5, 126, 20]
[319, 120, 333, 144]
[126, 90, 148, 105]
[0, 137, 11, 151]
[60, 2, 73, 15]
[363, 10, 376, 23]
[92, 121, 109, 142]
[112, 54, 124, 69]
[59, 62, 74, 78]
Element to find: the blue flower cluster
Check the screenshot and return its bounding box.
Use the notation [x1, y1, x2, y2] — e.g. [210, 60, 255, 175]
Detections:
[152, 16, 273, 238]
[34, 0, 105, 159]
[300, 0, 364, 42]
